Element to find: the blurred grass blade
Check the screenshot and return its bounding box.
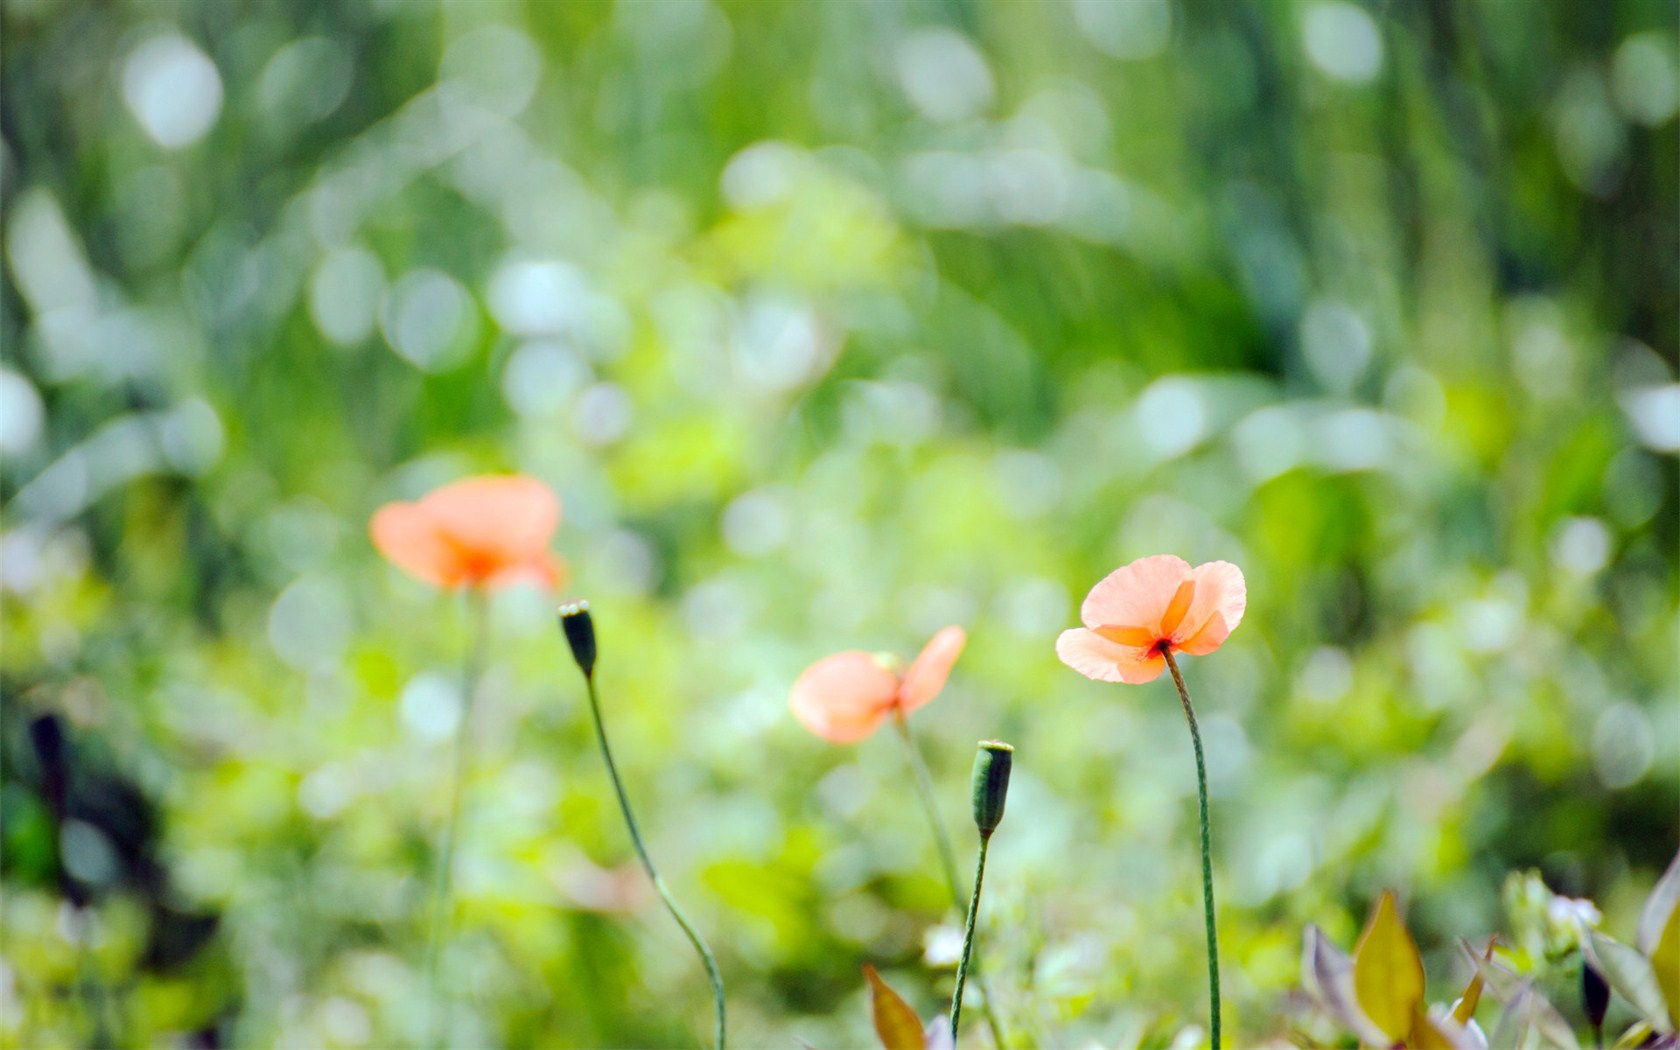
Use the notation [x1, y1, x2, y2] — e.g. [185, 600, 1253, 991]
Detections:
[1459, 947, 1579, 1050]
[1487, 984, 1534, 1050]
[863, 965, 925, 1050]
[1451, 938, 1495, 1025]
[1353, 891, 1425, 1044]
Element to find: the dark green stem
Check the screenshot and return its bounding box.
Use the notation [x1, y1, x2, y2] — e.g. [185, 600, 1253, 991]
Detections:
[1162, 648, 1221, 1049]
[892, 714, 1008, 1047]
[426, 591, 490, 1048]
[583, 672, 726, 1050]
[950, 833, 992, 1042]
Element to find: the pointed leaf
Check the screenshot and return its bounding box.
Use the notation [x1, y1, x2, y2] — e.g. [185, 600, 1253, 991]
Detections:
[1656, 901, 1680, 1029]
[1452, 938, 1496, 1026]
[1639, 851, 1680, 958]
[864, 965, 927, 1050]
[1302, 924, 1392, 1048]
[1638, 849, 1680, 1029]
[1584, 930, 1675, 1034]
[1354, 891, 1426, 1044]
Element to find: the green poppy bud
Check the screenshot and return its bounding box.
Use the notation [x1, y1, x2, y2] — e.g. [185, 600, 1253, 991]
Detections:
[971, 740, 1013, 837]
[558, 600, 597, 678]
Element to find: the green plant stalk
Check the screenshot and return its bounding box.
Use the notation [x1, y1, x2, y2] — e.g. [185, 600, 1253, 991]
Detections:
[1162, 648, 1221, 1049]
[426, 591, 490, 1048]
[949, 832, 993, 1042]
[892, 714, 1008, 1048]
[583, 672, 727, 1050]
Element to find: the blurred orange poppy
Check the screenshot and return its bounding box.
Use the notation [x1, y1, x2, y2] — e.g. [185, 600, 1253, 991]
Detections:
[370, 474, 565, 590]
[790, 626, 965, 743]
[1057, 555, 1245, 684]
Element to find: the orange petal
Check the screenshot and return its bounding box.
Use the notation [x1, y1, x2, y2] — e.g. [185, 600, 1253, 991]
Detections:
[1056, 628, 1167, 684]
[1095, 625, 1160, 648]
[899, 625, 966, 713]
[370, 501, 465, 587]
[790, 651, 900, 743]
[1170, 561, 1247, 654]
[422, 475, 560, 582]
[1079, 555, 1193, 636]
[484, 551, 569, 591]
[1175, 614, 1231, 656]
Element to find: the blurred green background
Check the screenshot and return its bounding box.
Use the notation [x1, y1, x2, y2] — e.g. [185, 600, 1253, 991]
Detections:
[2, 0, 1676, 1046]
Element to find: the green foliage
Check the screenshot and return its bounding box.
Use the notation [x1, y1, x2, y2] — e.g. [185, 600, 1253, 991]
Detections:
[2, 0, 1676, 1046]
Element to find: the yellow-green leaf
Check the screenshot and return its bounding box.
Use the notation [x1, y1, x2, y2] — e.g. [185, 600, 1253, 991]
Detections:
[1354, 890, 1426, 1044]
[1637, 851, 1680, 958]
[1639, 850, 1680, 1027]
[863, 964, 926, 1050]
[1651, 879, 1680, 1028]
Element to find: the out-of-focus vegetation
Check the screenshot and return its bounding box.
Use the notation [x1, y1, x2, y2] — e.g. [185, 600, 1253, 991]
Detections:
[2, 0, 1676, 1046]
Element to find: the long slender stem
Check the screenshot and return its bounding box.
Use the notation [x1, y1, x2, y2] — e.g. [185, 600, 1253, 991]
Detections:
[426, 591, 490, 1048]
[583, 672, 726, 1050]
[1161, 648, 1221, 1049]
[892, 714, 1008, 1048]
[949, 833, 992, 1042]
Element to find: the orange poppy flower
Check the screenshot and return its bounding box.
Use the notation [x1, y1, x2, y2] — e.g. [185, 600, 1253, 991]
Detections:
[1056, 555, 1245, 684]
[370, 474, 565, 590]
[790, 626, 966, 743]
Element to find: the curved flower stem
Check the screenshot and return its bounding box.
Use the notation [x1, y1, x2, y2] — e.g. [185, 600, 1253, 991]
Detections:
[583, 672, 726, 1050]
[1161, 648, 1221, 1049]
[426, 590, 490, 1048]
[892, 713, 1008, 1048]
[949, 832, 992, 1043]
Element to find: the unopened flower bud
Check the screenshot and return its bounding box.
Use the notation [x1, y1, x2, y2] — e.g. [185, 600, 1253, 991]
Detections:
[971, 740, 1013, 837]
[558, 600, 596, 678]
[1581, 959, 1609, 1032]
[28, 714, 67, 814]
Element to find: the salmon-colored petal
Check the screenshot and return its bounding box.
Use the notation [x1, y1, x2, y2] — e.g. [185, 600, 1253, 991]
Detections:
[423, 476, 560, 574]
[483, 552, 569, 591]
[1096, 624, 1160, 648]
[1176, 613, 1232, 656]
[1169, 561, 1247, 651]
[1079, 555, 1193, 636]
[371, 502, 466, 587]
[790, 651, 900, 743]
[1056, 628, 1167, 684]
[899, 625, 966, 713]
[1158, 578, 1198, 638]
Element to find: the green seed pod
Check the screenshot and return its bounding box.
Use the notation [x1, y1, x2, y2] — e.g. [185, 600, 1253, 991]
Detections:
[558, 600, 597, 678]
[971, 740, 1014, 836]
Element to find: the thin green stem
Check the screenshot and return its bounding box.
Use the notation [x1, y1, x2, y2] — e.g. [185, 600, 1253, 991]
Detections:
[425, 591, 490, 1048]
[892, 714, 1008, 1048]
[949, 833, 992, 1043]
[69, 904, 113, 1048]
[1162, 648, 1221, 1049]
[583, 672, 726, 1050]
